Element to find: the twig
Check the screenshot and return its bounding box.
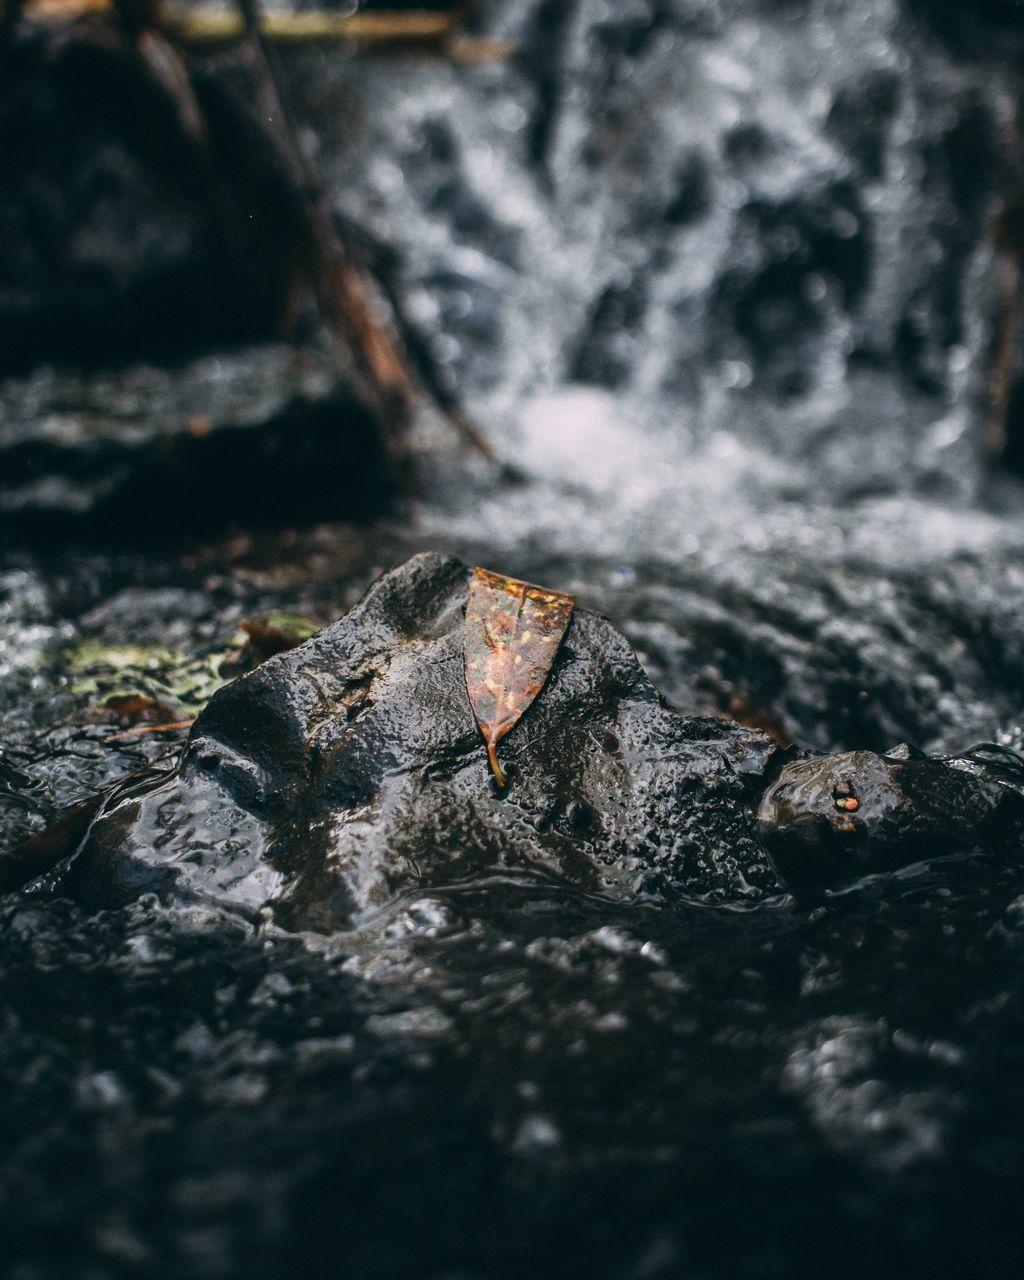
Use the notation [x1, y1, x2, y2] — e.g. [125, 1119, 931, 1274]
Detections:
[103, 719, 194, 743]
[25, 0, 515, 56]
[335, 214, 495, 459]
[235, 0, 417, 460]
[111, 0, 262, 307]
[987, 213, 1021, 459]
[987, 92, 1024, 461]
[181, 8, 458, 44]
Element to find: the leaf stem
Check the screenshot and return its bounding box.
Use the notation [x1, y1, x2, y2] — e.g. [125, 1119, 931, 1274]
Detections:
[486, 741, 506, 789]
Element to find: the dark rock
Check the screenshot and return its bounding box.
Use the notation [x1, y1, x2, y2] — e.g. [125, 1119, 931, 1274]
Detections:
[18, 554, 1024, 916]
[0, 24, 296, 375]
[0, 346, 390, 539]
[62, 552, 785, 927]
[757, 747, 1024, 889]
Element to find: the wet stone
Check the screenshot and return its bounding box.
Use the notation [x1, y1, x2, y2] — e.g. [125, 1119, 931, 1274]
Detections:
[58, 552, 787, 928]
[31, 553, 1024, 925]
[758, 747, 1024, 889]
[0, 346, 390, 540]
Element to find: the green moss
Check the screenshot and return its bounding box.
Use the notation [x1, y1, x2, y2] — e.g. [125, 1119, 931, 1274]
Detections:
[62, 614, 321, 719]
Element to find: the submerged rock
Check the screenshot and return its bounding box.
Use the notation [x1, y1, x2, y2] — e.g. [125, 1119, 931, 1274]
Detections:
[60, 552, 786, 927]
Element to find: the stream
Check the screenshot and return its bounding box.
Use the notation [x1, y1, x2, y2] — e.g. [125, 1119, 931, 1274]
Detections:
[2, 1, 1024, 1277]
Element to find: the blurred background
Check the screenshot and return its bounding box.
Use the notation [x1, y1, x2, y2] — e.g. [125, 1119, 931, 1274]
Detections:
[3, 1, 1024, 1277]
[5, 0, 1024, 532]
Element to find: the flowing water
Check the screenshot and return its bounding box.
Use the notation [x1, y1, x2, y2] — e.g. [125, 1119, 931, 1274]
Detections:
[2, 1, 1024, 1276]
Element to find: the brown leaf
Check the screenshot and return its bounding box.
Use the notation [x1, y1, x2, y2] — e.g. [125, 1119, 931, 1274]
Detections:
[96, 694, 182, 728]
[464, 567, 575, 788]
[236, 616, 317, 668]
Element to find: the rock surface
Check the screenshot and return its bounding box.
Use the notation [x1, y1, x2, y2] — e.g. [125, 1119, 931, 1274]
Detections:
[66, 552, 785, 927]
[34, 553, 1024, 923]
[0, 22, 296, 374]
[758, 744, 1024, 887]
[0, 346, 388, 538]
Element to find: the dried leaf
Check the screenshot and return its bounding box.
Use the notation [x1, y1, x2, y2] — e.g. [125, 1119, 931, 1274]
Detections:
[464, 567, 575, 787]
[236, 615, 321, 670]
[97, 694, 182, 728]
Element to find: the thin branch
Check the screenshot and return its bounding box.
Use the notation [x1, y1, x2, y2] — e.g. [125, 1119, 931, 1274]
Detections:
[230, 0, 494, 461]
[103, 719, 194, 742]
[986, 214, 1021, 459]
[335, 214, 496, 460]
[987, 92, 1024, 461]
[111, 0, 260, 302]
[181, 8, 458, 44]
[235, 0, 417, 455]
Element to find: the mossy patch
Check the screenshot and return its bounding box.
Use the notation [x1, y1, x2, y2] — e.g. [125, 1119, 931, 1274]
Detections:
[63, 614, 321, 721]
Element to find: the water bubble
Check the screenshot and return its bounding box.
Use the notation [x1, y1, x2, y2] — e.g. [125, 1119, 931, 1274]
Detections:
[718, 360, 753, 389]
[511, 1114, 561, 1153]
[833, 209, 860, 239]
[495, 101, 528, 133]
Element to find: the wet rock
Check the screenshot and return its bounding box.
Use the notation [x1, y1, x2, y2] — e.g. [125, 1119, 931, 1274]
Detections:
[62, 552, 785, 927]
[0, 346, 390, 539]
[757, 745, 1024, 889]
[601, 544, 1024, 757]
[0, 23, 295, 374]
